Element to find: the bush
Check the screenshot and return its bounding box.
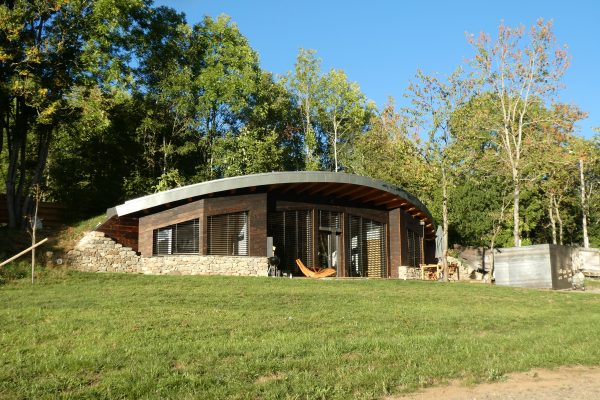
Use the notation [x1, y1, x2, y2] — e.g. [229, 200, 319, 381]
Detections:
[0, 260, 31, 285]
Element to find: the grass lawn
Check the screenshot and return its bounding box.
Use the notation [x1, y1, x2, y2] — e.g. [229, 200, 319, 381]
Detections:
[2, 273, 600, 399]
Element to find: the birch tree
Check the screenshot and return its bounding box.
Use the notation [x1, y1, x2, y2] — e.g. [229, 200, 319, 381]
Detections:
[318, 69, 370, 172]
[467, 19, 570, 247]
[405, 67, 472, 281]
[571, 135, 600, 248]
[285, 49, 322, 170]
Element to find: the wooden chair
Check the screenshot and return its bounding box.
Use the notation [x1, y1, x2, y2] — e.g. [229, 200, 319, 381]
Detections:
[419, 264, 440, 280]
[295, 259, 337, 278]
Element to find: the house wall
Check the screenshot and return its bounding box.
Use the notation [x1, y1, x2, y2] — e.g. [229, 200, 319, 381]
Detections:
[138, 199, 205, 257]
[388, 208, 402, 278]
[137, 193, 268, 258]
[204, 193, 267, 257]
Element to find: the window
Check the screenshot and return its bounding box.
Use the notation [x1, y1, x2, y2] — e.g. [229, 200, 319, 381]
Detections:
[153, 218, 199, 255]
[207, 212, 248, 255]
[348, 216, 386, 277]
[269, 210, 313, 275]
[406, 229, 423, 267]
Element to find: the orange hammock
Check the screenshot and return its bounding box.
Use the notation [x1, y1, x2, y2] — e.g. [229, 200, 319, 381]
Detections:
[295, 259, 337, 278]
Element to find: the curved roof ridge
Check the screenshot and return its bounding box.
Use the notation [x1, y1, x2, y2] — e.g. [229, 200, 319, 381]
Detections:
[108, 172, 433, 225]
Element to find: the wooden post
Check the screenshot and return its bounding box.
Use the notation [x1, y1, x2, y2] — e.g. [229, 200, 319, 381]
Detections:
[0, 238, 49, 268]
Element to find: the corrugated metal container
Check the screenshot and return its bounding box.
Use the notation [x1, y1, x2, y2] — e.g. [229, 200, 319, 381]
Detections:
[494, 244, 574, 289]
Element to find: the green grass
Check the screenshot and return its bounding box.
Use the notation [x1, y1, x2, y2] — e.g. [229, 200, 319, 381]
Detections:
[2, 274, 600, 399]
[586, 278, 600, 290]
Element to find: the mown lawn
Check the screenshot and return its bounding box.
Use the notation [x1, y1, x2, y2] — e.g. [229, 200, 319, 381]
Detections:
[2, 273, 600, 399]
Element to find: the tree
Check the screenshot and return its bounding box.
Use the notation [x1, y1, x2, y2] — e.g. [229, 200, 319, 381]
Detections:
[318, 69, 371, 172]
[346, 99, 429, 199]
[285, 49, 323, 170]
[0, 0, 151, 227]
[134, 14, 266, 185]
[405, 67, 472, 281]
[467, 19, 570, 246]
[570, 135, 600, 248]
[535, 104, 586, 245]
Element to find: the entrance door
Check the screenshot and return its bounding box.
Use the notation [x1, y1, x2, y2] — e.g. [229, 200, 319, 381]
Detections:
[318, 230, 340, 274]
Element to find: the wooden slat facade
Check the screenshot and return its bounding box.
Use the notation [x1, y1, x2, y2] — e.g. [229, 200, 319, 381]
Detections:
[97, 216, 139, 252]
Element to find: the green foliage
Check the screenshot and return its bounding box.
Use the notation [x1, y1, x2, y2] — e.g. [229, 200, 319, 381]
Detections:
[318, 69, 373, 171]
[285, 48, 323, 170]
[2, 7, 599, 249]
[213, 128, 283, 177]
[0, 260, 29, 285]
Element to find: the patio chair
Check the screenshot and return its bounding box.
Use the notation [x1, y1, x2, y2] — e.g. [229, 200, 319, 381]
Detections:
[295, 259, 337, 278]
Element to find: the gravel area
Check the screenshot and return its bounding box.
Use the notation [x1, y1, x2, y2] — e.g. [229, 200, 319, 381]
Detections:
[390, 366, 600, 400]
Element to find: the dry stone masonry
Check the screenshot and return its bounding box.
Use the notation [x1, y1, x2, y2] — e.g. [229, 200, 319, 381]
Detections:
[67, 231, 268, 277]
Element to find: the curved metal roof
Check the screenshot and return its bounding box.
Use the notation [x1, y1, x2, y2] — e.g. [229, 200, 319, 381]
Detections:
[108, 171, 435, 235]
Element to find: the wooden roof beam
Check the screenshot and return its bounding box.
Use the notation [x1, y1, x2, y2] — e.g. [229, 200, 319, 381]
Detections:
[373, 195, 402, 207]
[337, 184, 370, 198]
[317, 183, 349, 197]
[296, 182, 323, 195]
[349, 188, 381, 202]
[363, 192, 394, 205]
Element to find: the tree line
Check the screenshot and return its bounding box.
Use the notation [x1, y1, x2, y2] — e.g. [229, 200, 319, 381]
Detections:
[1, 0, 599, 251]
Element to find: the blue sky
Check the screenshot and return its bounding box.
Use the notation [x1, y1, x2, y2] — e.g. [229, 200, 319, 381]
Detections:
[155, 0, 599, 137]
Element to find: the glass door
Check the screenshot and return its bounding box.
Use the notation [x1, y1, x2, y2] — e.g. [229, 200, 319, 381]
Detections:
[318, 210, 342, 276]
[318, 231, 340, 272]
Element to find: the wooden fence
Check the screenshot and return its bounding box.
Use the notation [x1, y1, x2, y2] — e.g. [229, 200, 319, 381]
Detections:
[0, 194, 67, 227]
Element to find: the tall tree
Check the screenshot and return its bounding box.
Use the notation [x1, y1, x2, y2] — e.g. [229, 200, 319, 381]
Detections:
[405, 67, 472, 281]
[570, 135, 600, 248]
[347, 99, 429, 199]
[285, 49, 323, 170]
[467, 19, 570, 246]
[132, 13, 265, 187]
[318, 69, 371, 172]
[0, 0, 150, 226]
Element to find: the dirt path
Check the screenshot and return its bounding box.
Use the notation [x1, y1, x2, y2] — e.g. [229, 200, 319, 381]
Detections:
[390, 366, 600, 400]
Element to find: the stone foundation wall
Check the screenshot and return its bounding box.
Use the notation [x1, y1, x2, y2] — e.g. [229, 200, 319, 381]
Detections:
[66, 231, 268, 277]
[140, 255, 267, 276]
[66, 231, 139, 273]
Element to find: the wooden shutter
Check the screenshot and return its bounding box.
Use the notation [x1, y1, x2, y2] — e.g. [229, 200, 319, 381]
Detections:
[207, 212, 248, 256]
[152, 218, 199, 255]
[406, 229, 422, 267]
[348, 215, 386, 277]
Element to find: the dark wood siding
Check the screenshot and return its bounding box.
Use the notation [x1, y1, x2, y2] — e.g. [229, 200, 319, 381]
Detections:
[204, 193, 267, 257]
[388, 208, 402, 278]
[97, 216, 139, 252]
[138, 200, 204, 257]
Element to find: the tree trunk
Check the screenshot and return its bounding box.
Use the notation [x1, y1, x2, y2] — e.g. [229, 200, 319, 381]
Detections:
[549, 194, 557, 245]
[333, 119, 338, 172]
[579, 158, 589, 248]
[442, 166, 449, 282]
[552, 195, 564, 246]
[513, 173, 521, 247]
[6, 98, 29, 228]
